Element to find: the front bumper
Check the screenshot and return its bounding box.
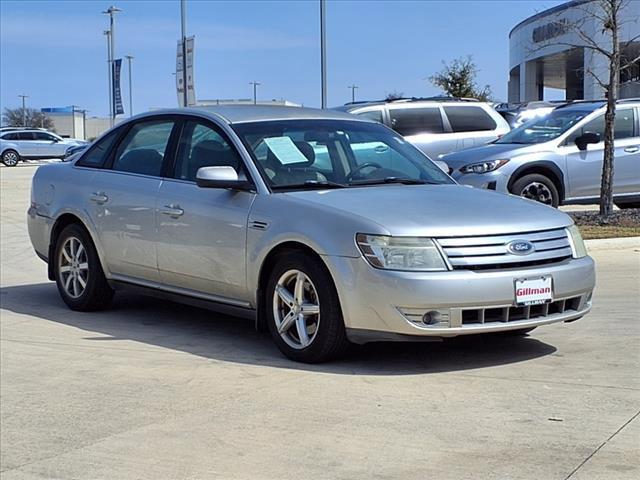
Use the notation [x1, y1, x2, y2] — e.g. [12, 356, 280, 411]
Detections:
[452, 170, 510, 193]
[323, 255, 595, 344]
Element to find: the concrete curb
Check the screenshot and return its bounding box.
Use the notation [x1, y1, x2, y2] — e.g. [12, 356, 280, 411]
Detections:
[585, 236, 640, 251]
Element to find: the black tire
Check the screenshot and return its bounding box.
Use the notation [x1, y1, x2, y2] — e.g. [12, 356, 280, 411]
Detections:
[53, 223, 114, 311]
[614, 202, 640, 209]
[2, 149, 20, 167]
[511, 174, 560, 208]
[265, 252, 350, 363]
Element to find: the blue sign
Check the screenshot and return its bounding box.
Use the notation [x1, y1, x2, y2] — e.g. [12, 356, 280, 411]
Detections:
[112, 58, 124, 115]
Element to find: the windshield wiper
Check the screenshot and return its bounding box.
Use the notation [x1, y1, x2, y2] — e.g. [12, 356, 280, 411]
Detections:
[348, 177, 436, 186]
[272, 180, 347, 190]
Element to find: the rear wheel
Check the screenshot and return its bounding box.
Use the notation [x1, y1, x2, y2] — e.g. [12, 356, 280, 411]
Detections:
[2, 149, 20, 167]
[511, 174, 559, 208]
[265, 252, 350, 363]
[53, 224, 114, 311]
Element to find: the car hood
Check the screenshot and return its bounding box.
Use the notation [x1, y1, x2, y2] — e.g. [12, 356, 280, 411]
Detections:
[441, 143, 549, 170]
[284, 184, 572, 237]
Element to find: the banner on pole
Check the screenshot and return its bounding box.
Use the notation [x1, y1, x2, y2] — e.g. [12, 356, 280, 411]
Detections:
[176, 36, 196, 107]
[112, 58, 124, 115]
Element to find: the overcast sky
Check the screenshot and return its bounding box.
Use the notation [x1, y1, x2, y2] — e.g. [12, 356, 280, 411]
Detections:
[1, 0, 565, 117]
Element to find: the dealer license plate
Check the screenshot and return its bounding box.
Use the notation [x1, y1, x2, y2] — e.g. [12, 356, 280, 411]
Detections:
[515, 276, 553, 306]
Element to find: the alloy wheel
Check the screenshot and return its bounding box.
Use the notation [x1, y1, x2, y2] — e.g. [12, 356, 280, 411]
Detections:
[520, 181, 553, 205]
[272, 269, 321, 349]
[3, 151, 19, 166]
[58, 236, 89, 298]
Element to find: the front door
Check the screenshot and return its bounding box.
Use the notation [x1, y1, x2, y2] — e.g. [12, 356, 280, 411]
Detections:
[88, 118, 176, 282]
[156, 119, 255, 303]
[563, 108, 638, 199]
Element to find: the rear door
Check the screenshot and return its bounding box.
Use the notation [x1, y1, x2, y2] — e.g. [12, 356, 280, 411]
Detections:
[156, 118, 255, 302]
[16, 132, 37, 156]
[563, 108, 638, 199]
[442, 105, 500, 150]
[87, 117, 178, 282]
[387, 105, 448, 158]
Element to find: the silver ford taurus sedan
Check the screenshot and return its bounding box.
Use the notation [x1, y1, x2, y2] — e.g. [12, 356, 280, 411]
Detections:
[27, 106, 595, 362]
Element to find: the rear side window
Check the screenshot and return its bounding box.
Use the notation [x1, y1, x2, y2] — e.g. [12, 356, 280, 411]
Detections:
[389, 107, 444, 136]
[17, 132, 36, 140]
[444, 106, 497, 132]
[76, 128, 122, 168]
[356, 110, 383, 123]
[112, 120, 174, 176]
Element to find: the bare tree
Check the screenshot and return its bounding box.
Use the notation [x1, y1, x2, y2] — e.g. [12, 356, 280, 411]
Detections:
[384, 90, 405, 101]
[429, 56, 493, 102]
[538, 0, 639, 216]
[2, 108, 55, 131]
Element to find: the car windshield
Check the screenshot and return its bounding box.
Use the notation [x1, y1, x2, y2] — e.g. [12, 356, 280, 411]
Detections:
[496, 109, 593, 145]
[233, 119, 453, 190]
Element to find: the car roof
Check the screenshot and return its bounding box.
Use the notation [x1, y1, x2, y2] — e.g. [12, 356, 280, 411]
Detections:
[178, 105, 369, 124]
[337, 97, 485, 112]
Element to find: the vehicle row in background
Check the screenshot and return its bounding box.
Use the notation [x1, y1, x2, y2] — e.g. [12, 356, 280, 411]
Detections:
[444, 99, 640, 209]
[335, 97, 510, 159]
[0, 128, 87, 166]
[494, 100, 567, 128]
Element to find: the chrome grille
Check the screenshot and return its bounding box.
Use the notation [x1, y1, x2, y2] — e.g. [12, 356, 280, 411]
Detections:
[436, 228, 572, 270]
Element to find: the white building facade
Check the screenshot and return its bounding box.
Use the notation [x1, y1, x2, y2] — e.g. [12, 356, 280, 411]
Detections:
[508, 0, 640, 102]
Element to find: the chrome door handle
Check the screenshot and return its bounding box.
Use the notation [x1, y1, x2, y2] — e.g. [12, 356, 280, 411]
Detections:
[624, 146, 639, 153]
[89, 192, 109, 204]
[161, 205, 184, 217]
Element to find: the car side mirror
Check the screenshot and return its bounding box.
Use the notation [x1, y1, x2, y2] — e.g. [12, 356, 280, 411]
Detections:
[575, 132, 600, 151]
[195, 166, 252, 191]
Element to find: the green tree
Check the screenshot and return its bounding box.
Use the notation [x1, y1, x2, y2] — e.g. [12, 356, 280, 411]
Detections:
[429, 56, 492, 101]
[2, 108, 55, 131]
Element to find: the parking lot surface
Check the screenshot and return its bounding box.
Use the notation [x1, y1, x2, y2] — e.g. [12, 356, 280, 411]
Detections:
[1, 165, 639, 480]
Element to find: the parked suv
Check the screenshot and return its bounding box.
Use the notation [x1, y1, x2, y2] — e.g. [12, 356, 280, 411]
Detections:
[335, 97, 510, 159]
[28, 106, 594, 363]
[442, 100, 640, 208]
[0, 129, 87, 166]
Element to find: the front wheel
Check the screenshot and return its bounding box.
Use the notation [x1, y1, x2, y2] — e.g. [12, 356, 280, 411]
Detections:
[265, 252, 350, 363]
[2, 150, 20, 167]
[53, 224, 114, 311]
[511, 174, 559, 208]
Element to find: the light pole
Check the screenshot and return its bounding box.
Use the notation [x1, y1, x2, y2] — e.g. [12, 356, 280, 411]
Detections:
[249, 81, 261, 105]
[348, 84, 358, 103]
[320, 0, 327, 108]
[125, 55, 134, 116]
[103, 30, 112, 122]
[18, 94, 28, 126]
[180, 0, 188, 107]
[102, 6, 122, 126]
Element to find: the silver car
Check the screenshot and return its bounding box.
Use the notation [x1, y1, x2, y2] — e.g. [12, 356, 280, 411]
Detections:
[443, 100, 640, 208]
[28, 106, 595, 363]
[335, 97, 510, 159]
[1, 129, 87, 166]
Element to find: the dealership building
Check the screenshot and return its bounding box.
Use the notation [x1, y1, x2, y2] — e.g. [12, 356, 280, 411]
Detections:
[508, 0, 640, 102]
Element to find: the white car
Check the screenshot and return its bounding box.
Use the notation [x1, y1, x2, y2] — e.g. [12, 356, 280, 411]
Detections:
[0, 129, 87, 166]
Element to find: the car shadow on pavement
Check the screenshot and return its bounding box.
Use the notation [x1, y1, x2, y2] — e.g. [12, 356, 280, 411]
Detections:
[1, 283, 557, 375]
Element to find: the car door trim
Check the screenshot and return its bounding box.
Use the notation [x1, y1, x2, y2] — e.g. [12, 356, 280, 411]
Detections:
[110, 273, 253, 309]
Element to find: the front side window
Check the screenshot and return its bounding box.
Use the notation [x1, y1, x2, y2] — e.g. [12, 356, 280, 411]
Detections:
[112, 120, 174, 176]
[444, 106, 497, 132]
[496, 109, 592, 145]
[389, 107, 444, 136]
[76, 128, 122, 168]
[33, 132, 56, 141]
[174, 121, 243, 181]
[233, 119, 453, 190]
[566, 109, 636, 143]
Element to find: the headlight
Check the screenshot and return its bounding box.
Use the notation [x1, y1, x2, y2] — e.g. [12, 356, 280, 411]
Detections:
[356, 234, 448, 271]
[460, 159, 509, 174]
[566, 224, 588, 258]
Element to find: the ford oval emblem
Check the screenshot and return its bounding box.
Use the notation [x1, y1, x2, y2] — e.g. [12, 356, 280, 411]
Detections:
[507, 240, 535, 255]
